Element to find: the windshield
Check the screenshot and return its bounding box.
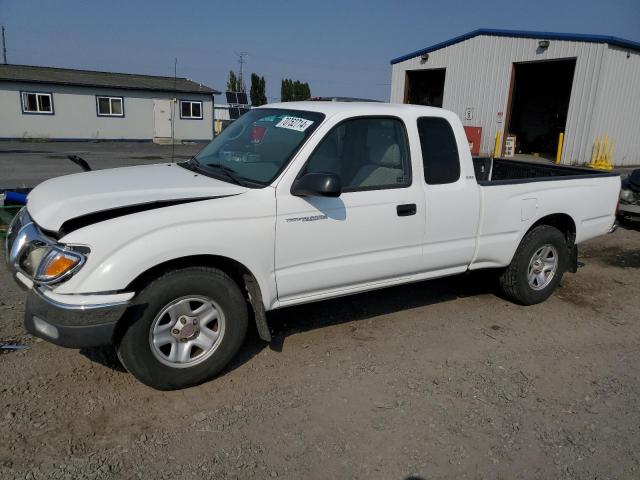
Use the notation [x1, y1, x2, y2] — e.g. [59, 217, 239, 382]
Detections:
[188, 108, 325, 187]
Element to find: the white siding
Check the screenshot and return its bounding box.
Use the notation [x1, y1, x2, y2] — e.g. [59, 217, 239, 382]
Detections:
[391, 35, 613, 164]
[589, 46, 640, 166]
[0, 82, 213, 141]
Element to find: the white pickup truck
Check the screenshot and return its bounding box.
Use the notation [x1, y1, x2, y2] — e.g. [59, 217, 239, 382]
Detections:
[6, 102, 620, 390]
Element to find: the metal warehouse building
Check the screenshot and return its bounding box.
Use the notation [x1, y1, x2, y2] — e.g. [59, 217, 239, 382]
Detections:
[390, 29, 640, 166]
[0, 64, 219, 142]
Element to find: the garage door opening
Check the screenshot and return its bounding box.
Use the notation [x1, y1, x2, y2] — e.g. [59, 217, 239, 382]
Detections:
[506, 59, 576, 159]
[404, 69, 446, 107]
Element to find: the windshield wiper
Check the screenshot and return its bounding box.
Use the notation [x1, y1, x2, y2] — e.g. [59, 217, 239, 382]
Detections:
[204, 164, 245, 186]
[179, 157, 198, 172]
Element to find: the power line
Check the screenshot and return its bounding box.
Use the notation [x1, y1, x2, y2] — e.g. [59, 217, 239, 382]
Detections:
[235, 52, 248, 92]
[2, 26, 7, 64]
[171, 57, 177, 161]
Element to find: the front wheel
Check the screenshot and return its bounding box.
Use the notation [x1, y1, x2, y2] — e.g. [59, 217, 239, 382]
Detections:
[498, 225, 568, 305]
[116, 267, 248, 390]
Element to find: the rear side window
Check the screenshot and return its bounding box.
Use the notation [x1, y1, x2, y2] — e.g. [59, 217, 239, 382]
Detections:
[417, 117, 460, 184]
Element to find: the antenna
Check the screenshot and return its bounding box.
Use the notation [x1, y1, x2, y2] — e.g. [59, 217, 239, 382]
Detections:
[1, 26, 7, 64]
[171, 57, 177, 162]
[236, 52, 248, 93]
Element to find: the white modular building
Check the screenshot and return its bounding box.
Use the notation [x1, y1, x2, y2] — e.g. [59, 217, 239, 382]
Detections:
[0, 64, 219, 142]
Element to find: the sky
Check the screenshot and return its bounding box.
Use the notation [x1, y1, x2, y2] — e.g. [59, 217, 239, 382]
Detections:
[1, 0, 639, 102]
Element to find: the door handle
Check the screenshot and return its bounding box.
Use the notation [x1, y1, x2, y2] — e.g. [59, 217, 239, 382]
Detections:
[396, 203, 417, 216]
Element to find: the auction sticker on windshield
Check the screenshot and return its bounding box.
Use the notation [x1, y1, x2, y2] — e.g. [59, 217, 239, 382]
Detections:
[275, 116, 314, 132]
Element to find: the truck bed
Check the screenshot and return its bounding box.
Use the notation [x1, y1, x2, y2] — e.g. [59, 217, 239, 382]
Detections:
[469, 157, 620, 271]
[473, 157, 618, 185]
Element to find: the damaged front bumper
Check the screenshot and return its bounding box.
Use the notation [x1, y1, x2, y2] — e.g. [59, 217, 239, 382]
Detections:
[6, 207, 133, 348]
[24, 288, 132, 348]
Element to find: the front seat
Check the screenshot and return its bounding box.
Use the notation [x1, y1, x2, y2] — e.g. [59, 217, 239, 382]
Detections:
[351, 131, 404, 188]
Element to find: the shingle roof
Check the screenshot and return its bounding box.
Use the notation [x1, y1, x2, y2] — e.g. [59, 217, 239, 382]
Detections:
[0, 64, 219, 94]
[391, 28, 640, 64]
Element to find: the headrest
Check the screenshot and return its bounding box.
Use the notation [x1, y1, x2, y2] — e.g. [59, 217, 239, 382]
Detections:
[367, 123, 402, 167]
[374, 143, 401, 167]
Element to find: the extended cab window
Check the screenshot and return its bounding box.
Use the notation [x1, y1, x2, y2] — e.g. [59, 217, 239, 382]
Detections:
[418, 117, 460, 184]
[303, 117, 411, 191]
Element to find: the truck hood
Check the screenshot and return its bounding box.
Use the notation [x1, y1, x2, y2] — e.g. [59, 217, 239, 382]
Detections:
[27, 163, 248, 232]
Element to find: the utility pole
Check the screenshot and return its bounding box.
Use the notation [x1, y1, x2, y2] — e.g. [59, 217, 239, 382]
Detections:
[2, 26, 7, 64]
[236, 52, 248, 92]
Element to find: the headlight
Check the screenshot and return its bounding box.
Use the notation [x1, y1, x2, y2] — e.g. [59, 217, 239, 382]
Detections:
[19, 244, 87, 284]
[35, 248, 84, 282]
[620, 188, 635, 203]
[19, 242, 49, 276]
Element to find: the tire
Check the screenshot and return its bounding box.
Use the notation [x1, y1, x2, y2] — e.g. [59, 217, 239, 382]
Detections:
[116, 267, 248, 390]
[498, 225, 568, 305]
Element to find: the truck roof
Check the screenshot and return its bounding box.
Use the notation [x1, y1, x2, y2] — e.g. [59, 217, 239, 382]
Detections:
[259, 101, 447, 117]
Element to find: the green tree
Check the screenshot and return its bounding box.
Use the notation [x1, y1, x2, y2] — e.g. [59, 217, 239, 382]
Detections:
[280, 78, 311, 101]
[280, 78, 291, 102]
[250, 73, 267, 106]
[226, 70, 243, 92]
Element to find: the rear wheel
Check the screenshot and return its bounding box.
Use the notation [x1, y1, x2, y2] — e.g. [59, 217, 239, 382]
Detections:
[116, 267, 248, 390]
[499, 225, 568, 305]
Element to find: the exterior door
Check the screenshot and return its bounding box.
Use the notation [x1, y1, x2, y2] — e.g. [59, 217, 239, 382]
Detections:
[275, 116, 426, 303]
[153, 99, 172, 138]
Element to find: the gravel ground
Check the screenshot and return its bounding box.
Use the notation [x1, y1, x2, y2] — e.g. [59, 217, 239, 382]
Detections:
[1, 223, 639, 479]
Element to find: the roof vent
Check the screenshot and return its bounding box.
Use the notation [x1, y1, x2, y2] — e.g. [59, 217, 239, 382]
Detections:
[538, 40, 550, 49]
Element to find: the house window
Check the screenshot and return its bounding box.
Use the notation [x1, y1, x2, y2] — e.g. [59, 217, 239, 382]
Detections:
[96, 96, 124, 117]
[21, 92, 54, 114]
[180, 100, 203, 119]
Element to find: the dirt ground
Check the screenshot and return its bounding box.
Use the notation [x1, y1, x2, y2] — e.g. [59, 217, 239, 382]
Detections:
[1, 224, 639, 480]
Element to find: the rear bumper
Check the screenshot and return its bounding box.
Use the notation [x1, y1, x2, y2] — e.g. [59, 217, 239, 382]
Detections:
[24, 288, 129, 348]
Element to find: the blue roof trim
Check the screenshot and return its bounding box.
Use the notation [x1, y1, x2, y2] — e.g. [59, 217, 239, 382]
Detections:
[390, 28, 640, 64]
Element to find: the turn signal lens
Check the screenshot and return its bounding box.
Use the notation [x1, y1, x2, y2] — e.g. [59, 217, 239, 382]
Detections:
[36, 250, 82, 281]
[43, 254, 78, 277]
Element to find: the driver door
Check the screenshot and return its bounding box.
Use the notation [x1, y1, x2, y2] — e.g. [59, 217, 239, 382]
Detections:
[274, 116, 426, 304]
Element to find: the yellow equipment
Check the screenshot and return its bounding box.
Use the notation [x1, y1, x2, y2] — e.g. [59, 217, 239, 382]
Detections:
[555, 132, 564, 164]
[493, 130, 501, 158]
[588, 134, 614, 171]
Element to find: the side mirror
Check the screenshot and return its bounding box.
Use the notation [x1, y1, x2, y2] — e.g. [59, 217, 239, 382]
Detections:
[291, 172, 342, 197]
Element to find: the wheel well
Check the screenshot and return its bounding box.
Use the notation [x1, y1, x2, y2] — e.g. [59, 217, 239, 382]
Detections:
[126, 255, 252, 294]
[528, 213, 576, 246]
[125, 255, 272, 342]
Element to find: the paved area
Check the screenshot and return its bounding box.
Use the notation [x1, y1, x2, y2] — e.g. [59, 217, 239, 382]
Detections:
[0, 141, 205, 189]
[1, 224, 639, 479]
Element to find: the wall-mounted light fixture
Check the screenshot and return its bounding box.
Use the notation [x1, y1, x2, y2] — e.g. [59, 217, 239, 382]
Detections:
[420, 53, 429, 63]
[538, 40, 550, 49]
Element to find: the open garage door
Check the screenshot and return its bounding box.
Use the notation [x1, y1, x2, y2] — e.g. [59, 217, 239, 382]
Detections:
[404, 69, 446, 107]
[506, 59, 576, 159]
